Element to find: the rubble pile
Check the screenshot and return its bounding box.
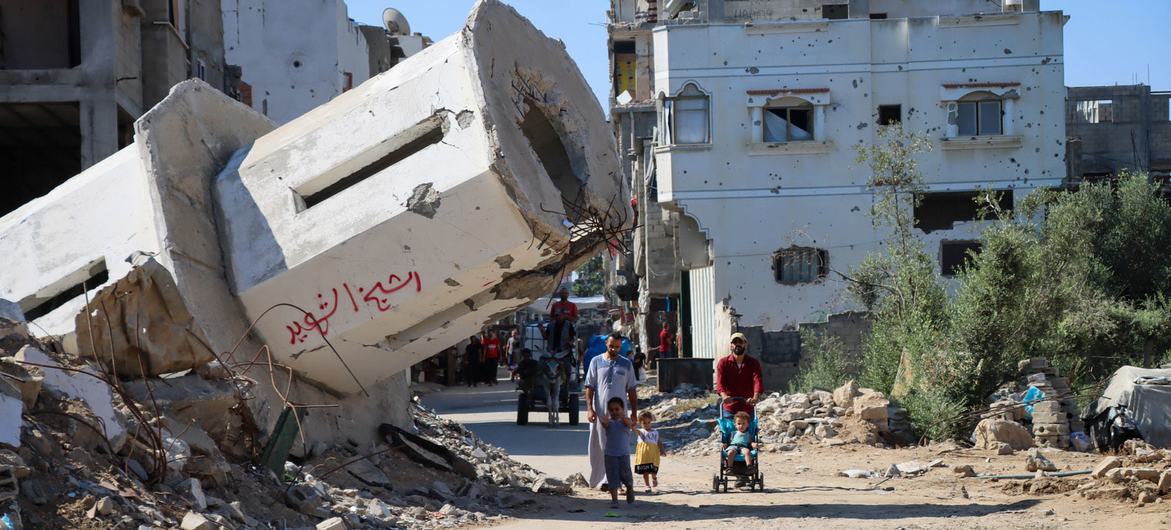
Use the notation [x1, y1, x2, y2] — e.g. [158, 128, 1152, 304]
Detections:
[1075, 439, 1171, 505]
[984, 357, 1083, 450]
[663, 381, 897, 456]
[0, 315, 570, 529]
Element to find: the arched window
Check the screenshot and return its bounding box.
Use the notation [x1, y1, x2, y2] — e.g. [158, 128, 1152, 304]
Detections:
[954, 91, 1002, 136]
[763, 96, 814, 142]
[661, 83, 710, 145]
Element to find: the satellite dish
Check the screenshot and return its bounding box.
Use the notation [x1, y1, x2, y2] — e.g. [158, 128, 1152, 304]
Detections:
[383, 8, 411, 36]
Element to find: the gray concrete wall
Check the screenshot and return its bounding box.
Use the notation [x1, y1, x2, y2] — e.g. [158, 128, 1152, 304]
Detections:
[737, 311, 871, 392]
[1066, 85, 1168, 176]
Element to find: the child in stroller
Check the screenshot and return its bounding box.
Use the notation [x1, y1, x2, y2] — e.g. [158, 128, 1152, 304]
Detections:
[712, 397, 764, 492]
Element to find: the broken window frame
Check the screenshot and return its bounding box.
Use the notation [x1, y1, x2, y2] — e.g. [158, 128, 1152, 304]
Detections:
[953, 92, 1003, 136]
[1073, 99, 1114, 124]
[773, 247, 829, 285]
[659, 83, 711, 146]
[763, 102, 815, 143]
[940, 240, 982, 277]
[877, 104, 901, 125]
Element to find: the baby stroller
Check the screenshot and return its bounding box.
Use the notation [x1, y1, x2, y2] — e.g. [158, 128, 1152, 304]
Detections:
[712, 397, 764, 492]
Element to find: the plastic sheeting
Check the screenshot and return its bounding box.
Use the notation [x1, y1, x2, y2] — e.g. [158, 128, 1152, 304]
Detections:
[1087, 366, 1171, 448]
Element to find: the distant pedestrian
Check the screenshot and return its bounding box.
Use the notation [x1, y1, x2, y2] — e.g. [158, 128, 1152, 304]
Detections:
[482, 330, 501, 385]
[507, 329, 522, 380]
[658, 323, 675, 360]
[464, 335, 482, 387]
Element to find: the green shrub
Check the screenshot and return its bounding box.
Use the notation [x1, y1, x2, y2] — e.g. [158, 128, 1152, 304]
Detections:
[789, 331, 852, 394]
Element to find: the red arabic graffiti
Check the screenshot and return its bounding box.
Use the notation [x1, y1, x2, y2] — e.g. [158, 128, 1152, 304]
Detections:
[286, 271, 422, 344]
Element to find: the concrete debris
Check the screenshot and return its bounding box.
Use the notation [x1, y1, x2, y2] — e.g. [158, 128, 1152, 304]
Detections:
[0, 379, 21, 448]
[973, 418, 1035, 451]
[179, 511, 212, 530]
[1025, 448, 1058, 472]
[0, 359, 43, 409]
[14, 345, 127, 451]
[0, 300, 24, 324]
[839, 469, 876, 479]
[654, 381, 899, 456]
[317, 516, 349, 530]
[74, 258, 215, 377]
[1092, 456, 1122, 478]
[953, 465, 977, 478]
[988, 357, 1083, 450]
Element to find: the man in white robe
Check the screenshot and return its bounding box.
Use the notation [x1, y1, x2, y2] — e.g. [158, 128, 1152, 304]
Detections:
[583, 333, 640, 489]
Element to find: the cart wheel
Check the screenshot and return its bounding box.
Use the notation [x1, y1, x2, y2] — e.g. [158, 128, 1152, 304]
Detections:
[568, 394, 580, 426]
[712, 475, 719, 492]
[516, 394, 529, 425]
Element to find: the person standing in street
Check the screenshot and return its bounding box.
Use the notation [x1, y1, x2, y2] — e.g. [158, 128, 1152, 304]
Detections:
[481, 330, 501, 386]
[715, 332, 763, 416]
[463, 335, 482, 387]
[584, 333, 640, 489]
[507, 328, 522, 381]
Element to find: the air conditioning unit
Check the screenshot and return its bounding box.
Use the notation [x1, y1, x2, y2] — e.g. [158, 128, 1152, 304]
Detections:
[1003, 0, 1023, 12]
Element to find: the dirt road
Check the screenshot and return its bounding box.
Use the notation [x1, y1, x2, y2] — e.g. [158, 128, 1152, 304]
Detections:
[423, 377, 1166, 529]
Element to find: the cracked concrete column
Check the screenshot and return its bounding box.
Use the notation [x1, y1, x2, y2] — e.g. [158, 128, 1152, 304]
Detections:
[214, 0, 626, 394]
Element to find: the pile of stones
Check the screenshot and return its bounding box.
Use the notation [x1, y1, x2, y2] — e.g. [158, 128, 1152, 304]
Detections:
[1017, 357, 1083, 448]
[672, 381, 894, 455]
[1079, 439, 1171, 505]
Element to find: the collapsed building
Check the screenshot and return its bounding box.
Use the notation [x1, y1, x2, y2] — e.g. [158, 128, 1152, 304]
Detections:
[0, 0, 625, 455]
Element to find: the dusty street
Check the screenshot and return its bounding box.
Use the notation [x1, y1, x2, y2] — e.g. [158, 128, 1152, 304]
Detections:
[424, 375, 1168, 530]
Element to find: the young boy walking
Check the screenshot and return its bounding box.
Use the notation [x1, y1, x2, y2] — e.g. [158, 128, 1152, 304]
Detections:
[602, 397, 636, 507]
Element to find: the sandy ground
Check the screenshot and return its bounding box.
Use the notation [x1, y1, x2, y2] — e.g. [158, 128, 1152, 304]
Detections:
[422, 374, 1168, 530]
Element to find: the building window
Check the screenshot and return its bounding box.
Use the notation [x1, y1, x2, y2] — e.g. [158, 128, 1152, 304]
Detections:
[773, 247, 828, 284]
[613, 40, 637, 100]
[342, 72, 354, 92]
[915, 190, 1013, 233]
[940, 241, 982, 277]
[822, 4, 849, 20]
[878, 104, 901, 125]
[953, 92, 1003, 136]
[1074, 99, 1114, 124]
[662, 83, 710, 145]
[764, 103, 814, 142]
[869, 13, 888, 19]
[195, 60, 207, 81]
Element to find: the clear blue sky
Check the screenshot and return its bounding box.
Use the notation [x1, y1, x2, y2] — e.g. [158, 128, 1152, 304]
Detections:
[345, 0, 1171, 109]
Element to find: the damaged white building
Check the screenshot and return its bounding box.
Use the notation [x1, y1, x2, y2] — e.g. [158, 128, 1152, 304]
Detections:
[627, 0, 1066, 375]
[0, 0, 624, 455]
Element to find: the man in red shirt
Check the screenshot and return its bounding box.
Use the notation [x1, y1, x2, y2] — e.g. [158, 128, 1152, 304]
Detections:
[481, 330, 501, 385]
[658, 323, 674, 359]
[548, 288, 578, 354]
[715, 332, 763, 416]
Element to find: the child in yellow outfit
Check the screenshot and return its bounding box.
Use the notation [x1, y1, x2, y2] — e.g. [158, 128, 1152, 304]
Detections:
[634, 411, 664, 493]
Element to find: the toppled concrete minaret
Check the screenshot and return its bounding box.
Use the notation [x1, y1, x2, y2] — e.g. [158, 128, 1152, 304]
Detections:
[0, 0, 624, 451]
[215, 0, 622, 394]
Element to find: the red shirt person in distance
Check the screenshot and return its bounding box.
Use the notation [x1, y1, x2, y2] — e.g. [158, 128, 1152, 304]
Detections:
[715, 332, 763, 416]
[481, 331, 501, 385]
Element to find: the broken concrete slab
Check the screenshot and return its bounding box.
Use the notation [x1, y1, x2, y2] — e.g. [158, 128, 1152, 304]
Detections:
[74, 258, 215, 377]
[0, 359, 42, 409]
[0, 378, 22, 448]
[14, 346, 125, 450]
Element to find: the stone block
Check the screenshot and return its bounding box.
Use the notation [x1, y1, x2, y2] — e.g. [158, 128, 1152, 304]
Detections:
[973, 418, 1034, 451]
[1092, 456, 1121, 479]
